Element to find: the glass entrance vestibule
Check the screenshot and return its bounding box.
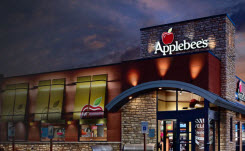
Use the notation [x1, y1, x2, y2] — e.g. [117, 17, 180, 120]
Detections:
[157, 89, 219, 151]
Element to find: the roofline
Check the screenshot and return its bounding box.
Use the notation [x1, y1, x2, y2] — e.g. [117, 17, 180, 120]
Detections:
[3, 50, 218, 79]
[140, 13, 235, 31]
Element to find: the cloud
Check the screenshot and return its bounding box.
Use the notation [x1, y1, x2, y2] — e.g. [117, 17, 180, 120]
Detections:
[0, 0, 245, 78]
[83, 34, 97, 43]
[83, 34, 106, 49]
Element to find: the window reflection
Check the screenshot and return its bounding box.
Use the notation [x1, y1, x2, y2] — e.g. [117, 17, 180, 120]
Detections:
[158, 89, 204, 111]
[158, 90, 176, 111]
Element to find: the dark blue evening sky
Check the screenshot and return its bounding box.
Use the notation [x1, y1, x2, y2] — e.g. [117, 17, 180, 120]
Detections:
[0, 0, 245, 79]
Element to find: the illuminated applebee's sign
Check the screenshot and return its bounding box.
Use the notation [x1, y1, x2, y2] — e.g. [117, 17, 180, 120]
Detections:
[236, 81, 245, 101]
[154, 28, 209, 56]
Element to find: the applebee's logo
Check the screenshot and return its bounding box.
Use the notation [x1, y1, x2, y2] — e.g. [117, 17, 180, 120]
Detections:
[80, 97, 104, 119]
[154, 28, 209, 56]
[236, 81, 245, 101]
[162, 28, 174, 45]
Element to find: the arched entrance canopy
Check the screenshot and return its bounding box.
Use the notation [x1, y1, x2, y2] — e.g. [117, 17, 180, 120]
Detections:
[106, 80, 245, 114]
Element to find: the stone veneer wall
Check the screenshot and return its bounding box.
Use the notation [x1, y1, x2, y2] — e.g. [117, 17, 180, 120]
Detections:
[140, 14, 236, 101]
[121, 91, 157, 150]
[140, 14, 237, 151]
[0, 142, 120, 151]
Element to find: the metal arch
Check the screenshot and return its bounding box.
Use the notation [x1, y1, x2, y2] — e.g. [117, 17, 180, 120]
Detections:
[105, 80, 245, 114]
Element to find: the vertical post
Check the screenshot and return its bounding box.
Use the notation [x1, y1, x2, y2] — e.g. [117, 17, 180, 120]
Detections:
[50, 138, 52, 151]
[11, 122, 15, 151]
[218, 107, 220, 151]
[12, 135, 15, 151]
[204, 99, 209, 151]
[144, 133, 146, 151]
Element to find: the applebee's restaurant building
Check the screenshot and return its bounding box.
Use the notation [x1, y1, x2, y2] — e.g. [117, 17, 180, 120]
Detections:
[0, 14, 245, 151]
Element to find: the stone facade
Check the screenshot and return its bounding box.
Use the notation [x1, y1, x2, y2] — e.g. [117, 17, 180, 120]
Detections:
[121, 91, 157, 150]
[140, 14, 237, 151]
[0, 142, 120, 151]
[140, 14, 236, 101]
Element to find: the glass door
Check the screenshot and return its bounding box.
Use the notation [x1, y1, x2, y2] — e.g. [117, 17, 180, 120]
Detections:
[158, 119, 177, 151]
[179, 121, 193, 151]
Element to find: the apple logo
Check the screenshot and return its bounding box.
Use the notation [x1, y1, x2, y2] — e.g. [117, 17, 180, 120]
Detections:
[162, 28, 174, 45]
[80, 97, 104, 119]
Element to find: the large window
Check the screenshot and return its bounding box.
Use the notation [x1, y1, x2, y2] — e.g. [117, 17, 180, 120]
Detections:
[79, 119, 107, 141]
[236, 122, 240, 151]
[158, 89, 204, 111]
[41, 123, 65, 141]
[242, 123, 245, 151]
[158, 89, 176, 111]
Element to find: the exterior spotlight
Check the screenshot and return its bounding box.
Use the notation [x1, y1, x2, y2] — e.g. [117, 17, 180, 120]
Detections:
[158, 88, 162, 90]
[179, 90, 182, 95]
[129, 96, 133, 100]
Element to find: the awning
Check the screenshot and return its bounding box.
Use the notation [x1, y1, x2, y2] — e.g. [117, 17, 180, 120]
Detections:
[106, 80, 245, 114]
[48, 79, 65, 120]
[1, 83, 28, 121]
[34, 79, 65, 121]
[73, 75, 107, 120]
[34, 80, 51, 121]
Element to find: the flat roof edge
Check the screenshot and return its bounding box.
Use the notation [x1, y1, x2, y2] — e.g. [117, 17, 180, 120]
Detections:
[140, 14, 228, 31]
[4, 51, 217, 79]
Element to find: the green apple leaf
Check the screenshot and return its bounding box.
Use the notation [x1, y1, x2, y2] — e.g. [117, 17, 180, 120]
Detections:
[94, 97, 102, 106]
[168, 28, 172, 33]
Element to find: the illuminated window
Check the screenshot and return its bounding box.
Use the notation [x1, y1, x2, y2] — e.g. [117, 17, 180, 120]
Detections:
[236, 122, 240, 151]
[79, 119, 107, 141]
[41, 123, 65, 141]
[158, 89, 204, 111]
[158, 89, 177, 111]
[178, 90, 204, 111]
